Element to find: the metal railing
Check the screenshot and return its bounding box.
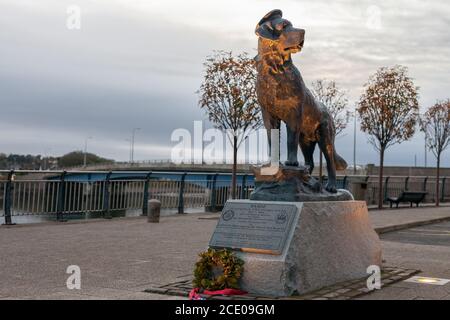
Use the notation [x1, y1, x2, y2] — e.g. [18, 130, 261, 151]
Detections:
[0, 170, 257, 224]
[1, 170, 448, 225]
[364, 175, 450, 205]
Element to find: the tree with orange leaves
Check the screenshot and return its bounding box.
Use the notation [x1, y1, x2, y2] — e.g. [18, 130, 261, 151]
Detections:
[198, 51, 262, 199]
[420, 100, 450, 206]
[357, 65, 419, 209]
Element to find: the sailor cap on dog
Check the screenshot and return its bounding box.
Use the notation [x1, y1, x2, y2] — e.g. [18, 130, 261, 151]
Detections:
[256, 9, 283, 29]
[255, 9, 284, 39]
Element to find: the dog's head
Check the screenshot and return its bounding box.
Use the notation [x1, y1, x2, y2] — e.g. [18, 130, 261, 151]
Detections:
[255, 10, 305, 57]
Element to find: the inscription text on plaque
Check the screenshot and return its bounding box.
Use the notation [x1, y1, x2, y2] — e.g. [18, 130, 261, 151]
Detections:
[209, 201, 298, 255]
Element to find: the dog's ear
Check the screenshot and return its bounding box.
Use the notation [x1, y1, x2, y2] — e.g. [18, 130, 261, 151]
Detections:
[255, 22, 277, 40]
[255, 9, 283, 40]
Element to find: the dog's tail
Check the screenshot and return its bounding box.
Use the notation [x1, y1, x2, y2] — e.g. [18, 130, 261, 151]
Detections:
[334, 152, 348, 171]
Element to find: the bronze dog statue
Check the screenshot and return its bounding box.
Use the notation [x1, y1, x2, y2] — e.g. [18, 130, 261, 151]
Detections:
[255, 9, 347, 193]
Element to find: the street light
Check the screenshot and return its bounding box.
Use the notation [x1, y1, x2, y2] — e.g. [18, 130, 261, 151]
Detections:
[83, 136, 93, 168]
[353, 107, 357, 175]
[125, 138, 131, 163]
[130, 128, 141, 165]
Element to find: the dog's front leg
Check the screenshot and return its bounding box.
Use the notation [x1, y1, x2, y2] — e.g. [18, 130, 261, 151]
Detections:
[285, 125, 299, 167]
[318, 126, 338, 193]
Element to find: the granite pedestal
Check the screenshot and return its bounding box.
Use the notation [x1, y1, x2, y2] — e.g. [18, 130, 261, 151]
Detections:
[209, 200, 382, 296]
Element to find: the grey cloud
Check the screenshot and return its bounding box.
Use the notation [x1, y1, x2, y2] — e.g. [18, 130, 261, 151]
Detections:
[0, 0, 449, 166]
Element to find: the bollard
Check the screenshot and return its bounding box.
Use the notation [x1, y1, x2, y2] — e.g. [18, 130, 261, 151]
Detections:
[148, 199, 161, 223]
[3, 170, 15, 225]
[178, 173, 187, 214]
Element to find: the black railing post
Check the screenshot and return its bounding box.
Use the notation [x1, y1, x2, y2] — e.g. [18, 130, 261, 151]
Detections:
[404, 176, 410, 191]
[3, 170, 15, 225]
[209, 173, 219, 212]
[56, 171, 67, 222]
[342, 175, 348, 190]
[178, 173, 187, 214]
[103, 171, 112, 219]
[441, 177, 446, 202]
[240, 174, 247, 199]
[142, 171, 152, 216]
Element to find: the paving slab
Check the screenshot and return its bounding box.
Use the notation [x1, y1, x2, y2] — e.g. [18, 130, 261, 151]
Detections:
[358, 221, 450, 300]
[1, 205, 449, 300]
[145, 266, 419, 300]
[369, 205, 450, 233]
[0, 213, 214, 299]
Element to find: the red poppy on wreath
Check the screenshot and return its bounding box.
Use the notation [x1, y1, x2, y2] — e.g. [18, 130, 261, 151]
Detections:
[190, 248, 247, 299]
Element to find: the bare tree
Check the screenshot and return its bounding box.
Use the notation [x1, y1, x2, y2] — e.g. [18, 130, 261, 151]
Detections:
[311, 79, 350, 136]
[311, 79, 350, 180]
[198, 51, 262, 199]
[420, 100, 450, 206]
[357, 65, 419, 209]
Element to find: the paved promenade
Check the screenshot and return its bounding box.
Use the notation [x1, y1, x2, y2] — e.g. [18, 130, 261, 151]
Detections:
[1, 205, 449, 300]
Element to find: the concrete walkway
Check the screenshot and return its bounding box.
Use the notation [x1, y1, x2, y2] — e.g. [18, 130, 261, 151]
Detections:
[369, 204, 450, 233]
[0, 204, 449, 300]
[359, 220, 450, 300]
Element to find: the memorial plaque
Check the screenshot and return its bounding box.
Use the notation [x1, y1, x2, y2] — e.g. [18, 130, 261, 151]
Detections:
[209, 201, 298, 255]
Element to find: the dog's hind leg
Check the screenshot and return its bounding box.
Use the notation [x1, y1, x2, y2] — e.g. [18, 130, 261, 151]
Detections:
[318, 124, 338, 193]
[299, 137, 316, 174]
[285, 126, 300, 167]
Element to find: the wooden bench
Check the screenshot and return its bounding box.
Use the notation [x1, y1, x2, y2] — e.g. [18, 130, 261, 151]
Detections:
[387, 191, 427, 208]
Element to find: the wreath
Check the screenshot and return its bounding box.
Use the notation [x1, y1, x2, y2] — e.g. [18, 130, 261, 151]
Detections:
[193, 248, 244, 291]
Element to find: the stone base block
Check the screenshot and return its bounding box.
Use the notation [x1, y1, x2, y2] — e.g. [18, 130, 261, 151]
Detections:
[232, 200, 382, 296]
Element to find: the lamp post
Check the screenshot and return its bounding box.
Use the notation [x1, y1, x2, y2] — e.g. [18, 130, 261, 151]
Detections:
[125, 138, 131, 163]
[353, 107, 357, 175]
[83, 136, 93, 168]
[130, 128, 141, 165]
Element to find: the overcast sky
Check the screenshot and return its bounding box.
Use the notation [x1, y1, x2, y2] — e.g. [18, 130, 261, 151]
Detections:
[1, 0, 450, 166]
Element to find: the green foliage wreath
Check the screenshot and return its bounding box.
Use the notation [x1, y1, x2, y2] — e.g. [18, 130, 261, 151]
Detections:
[193, 248, 244, 291]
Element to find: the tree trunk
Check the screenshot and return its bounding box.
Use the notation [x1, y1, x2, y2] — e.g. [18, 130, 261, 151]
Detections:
[319, 151, 323, 184]
[436, 153, 440, 207]
[378, 147, 385, 210]
[231, 135, 238, 199]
